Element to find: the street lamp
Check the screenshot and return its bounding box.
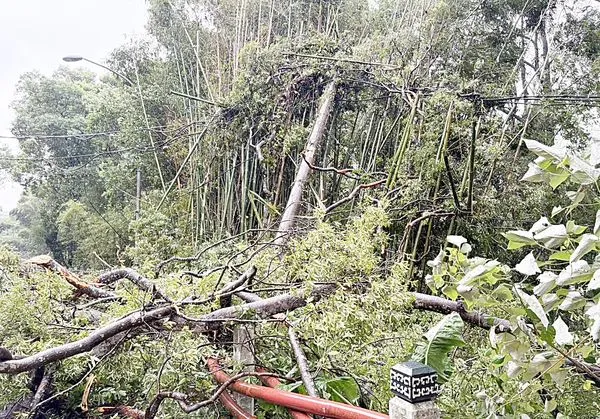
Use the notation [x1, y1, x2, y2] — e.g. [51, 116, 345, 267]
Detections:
[62, 55, 134, 87]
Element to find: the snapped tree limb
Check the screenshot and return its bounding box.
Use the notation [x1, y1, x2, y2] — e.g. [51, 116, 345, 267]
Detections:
[0, 284, 336, 374]
[27, 255, 116, 299]
[236, 290, 319, 399]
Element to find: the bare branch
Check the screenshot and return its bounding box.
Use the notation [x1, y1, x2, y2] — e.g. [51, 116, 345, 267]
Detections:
[144, 371, 280, 418]
[301, 153, 361, 180]
[324, 179, 385, 214]
[288, 327, 318, 398]
[98, 268, 171, 302]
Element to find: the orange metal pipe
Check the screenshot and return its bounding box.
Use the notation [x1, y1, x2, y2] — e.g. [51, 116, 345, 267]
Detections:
[218, 388, 256, 419]
[208, 358, 388, 419]
[256, 367, 313, 419]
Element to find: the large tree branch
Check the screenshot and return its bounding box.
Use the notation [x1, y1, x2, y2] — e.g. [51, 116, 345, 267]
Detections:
[0, 306, 174, 374]
[412, 293, 512, 332]
[0, 285, 336, 374]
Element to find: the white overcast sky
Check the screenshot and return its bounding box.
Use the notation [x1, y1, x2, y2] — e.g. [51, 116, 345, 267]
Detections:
[0, 0, 148, 214]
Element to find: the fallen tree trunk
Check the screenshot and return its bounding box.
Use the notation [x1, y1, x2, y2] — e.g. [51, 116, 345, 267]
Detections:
[275, 81, 337, 246]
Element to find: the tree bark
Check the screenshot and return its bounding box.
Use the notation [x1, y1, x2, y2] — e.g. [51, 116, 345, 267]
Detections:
[275, 81, 337, 246]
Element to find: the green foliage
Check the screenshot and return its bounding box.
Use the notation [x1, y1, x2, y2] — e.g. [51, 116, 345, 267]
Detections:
[411, 313, 466, 382]
[425, 140, 600, 416]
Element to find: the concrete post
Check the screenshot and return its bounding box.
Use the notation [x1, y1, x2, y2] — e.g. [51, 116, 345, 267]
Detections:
[233, 325, 255, 413]
[389, 361, 441, 419]
[389, 398, 440, 419]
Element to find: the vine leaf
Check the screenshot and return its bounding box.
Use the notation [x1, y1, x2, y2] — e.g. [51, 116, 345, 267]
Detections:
[570, 234, 599, 263]
[411, 312, 465, 382]
[515, 287, 549, 328]
[534, 224, 568, 249]
[552, 316, 574, 346]
[594, 209, 600, 236]
[515, 252, 540, 276]
[556, 260, 592, 286]
[587, 270, 600, 292]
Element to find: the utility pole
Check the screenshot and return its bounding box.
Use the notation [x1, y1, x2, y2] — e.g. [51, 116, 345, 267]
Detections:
[135, 168, 141, 220]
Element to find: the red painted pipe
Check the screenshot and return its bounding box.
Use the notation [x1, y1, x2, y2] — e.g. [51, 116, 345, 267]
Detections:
[208, 358, 388, 419]
[218, 388, 256, 419]
[256, 367, 313, 419]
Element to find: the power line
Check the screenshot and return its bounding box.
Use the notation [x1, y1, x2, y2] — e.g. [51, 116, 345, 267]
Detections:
[0, 121, 206, 140]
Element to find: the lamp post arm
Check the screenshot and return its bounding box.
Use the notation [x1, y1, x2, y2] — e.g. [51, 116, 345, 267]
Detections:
[82, 58, 134, 87]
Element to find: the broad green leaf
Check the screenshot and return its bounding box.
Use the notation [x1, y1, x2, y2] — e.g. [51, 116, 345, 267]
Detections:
[570, 234, 599, 262]
[587, 270, 600, 292]
[529, 217, 551, 234]
[556, 260, 592, 286]
[411, 312, 465, 382]
[427, 248, 445, 275]
[549, 251, 571, 261]
[566, 219, 587, 235]
[503, 230, 536, 245]
[585, 304, 600, 340]
[523, 139, 566, 162]
[446, 235, 467, 248]
[558, 291, 585, 311]
[323, 377, 360, 405]
[492, 284, 514, 301]
[533, 271, 557, 296]
[528, 352, 555, 377]
[569, 154, 600, 184]
[507, 361, 522, 378]
[544, 399, 558, 413]
[591, 318, 600, 342]
[507, 241, 529, 250]
[515, 288, 549, 327]
[521, 162, 547, 183]
[552, 316, 574, 346]
[549, 172, 570, 189]
[441, 284, 459, 300]
[534, 224, 568, 248]
[566, 190, 586, 208]
[514, 252, 540, 276]
[459, 260, 500, 287]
